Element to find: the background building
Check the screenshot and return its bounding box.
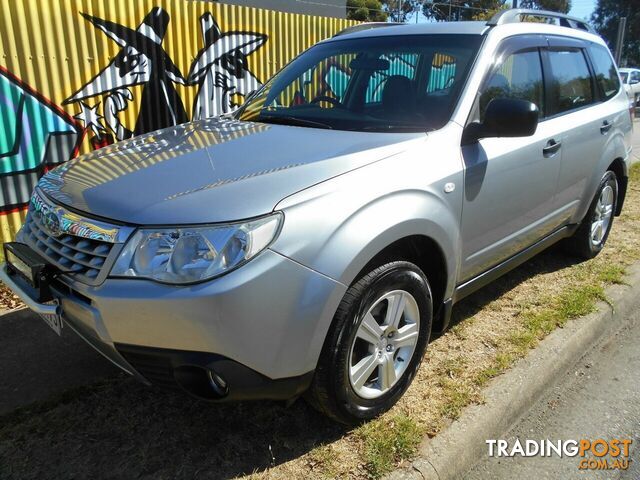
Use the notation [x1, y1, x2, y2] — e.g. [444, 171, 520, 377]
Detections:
[0, 0, 354, 250]
[222, 0, 348, 18]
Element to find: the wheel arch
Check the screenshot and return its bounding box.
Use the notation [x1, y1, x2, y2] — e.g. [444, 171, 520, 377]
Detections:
[272, 186, 463, 372]
[353, 234, 449, 332]
[577, 131, 629, 223]
[607, 157, 628, 216]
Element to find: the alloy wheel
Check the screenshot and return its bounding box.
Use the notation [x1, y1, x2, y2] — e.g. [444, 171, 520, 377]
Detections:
[591, 184, 615, 246]
[348, 290, 420, 399]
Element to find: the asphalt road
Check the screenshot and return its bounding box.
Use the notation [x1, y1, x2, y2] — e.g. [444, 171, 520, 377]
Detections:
[465, 306, 640, 479]
[0, 308, 120, 415]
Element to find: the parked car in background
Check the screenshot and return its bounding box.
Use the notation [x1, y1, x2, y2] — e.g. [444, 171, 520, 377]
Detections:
[619, 67, 640, 104]
[0, 9, 633, 424]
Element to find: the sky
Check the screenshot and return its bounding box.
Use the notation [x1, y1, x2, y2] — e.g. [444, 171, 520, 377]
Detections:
[411, 0, 599, 24]
[569, 0, 597, 20]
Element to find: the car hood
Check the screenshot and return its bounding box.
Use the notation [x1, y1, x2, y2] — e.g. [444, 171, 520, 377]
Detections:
[39, 118, 422, 225]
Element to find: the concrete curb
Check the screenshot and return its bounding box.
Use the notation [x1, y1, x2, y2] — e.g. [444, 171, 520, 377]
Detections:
[388, 262, 640, 480]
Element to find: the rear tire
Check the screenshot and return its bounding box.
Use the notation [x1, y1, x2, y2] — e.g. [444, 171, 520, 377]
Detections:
[564, 170, 618, 260]
[306, 261, 432, 424]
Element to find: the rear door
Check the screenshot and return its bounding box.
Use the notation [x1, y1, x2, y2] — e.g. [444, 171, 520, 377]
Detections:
[460, 35, 564, 281]
[542, 37, 609, 224]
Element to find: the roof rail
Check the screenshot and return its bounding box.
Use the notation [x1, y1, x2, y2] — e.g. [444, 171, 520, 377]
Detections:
[333, 22, 402, 37]
[487, 8, 595, 33]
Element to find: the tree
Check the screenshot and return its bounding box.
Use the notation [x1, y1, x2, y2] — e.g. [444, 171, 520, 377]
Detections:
[519, 0, 571, 13]
[381, 0, 419, 23]
[421, 0, 508, 22]
[347, 0, 388, 21]
[592, 0, 639, 67]
[473, 3, 509, 21]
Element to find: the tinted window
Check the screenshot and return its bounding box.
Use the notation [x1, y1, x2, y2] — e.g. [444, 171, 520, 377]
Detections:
[548, 49, 594, 114]
[274, 54, 355, 106]
[237, 35, 482, 132]
[589, 44, 620, 100]
[620, 71, 629, 83]
[480, 50, 544, 119]
[365, 53, 419, 103]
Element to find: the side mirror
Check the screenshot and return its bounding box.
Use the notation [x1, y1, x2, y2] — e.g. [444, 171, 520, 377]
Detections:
[462, 98, 539, 145]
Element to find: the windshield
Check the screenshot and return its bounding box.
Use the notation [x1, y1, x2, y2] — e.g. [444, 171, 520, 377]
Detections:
[620, 72, 629, 83]
[236, 34, 483, 132]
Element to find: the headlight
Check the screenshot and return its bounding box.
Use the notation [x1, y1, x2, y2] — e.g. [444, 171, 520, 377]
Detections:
[111, 213, 282, 284]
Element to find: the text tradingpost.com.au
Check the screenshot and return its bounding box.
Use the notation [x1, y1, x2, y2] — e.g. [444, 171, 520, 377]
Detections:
[486, 438, 633, 471]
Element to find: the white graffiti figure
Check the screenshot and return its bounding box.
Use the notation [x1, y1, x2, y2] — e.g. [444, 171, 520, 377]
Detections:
[188, 13, 267, 120]
[65, 8, 187, 143]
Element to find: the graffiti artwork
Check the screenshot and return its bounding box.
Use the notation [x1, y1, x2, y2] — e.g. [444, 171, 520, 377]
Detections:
[0, 68, 82, 213]
[64, 7, 189, 145]
[64, 7, 268, 147]
[0, 0, 354, 247]
[189, 12, 267, 119]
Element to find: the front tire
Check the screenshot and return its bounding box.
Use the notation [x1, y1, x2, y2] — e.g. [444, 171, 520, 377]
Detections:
[306, 261, 432, 424]
[564, 170, 618, 259]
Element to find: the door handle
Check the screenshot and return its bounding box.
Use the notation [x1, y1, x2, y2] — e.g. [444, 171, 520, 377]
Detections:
[543, 139, 562, 157]
[600, 121, 613, 134]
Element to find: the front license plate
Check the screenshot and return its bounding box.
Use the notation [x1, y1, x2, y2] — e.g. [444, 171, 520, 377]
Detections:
[39, 303, 63, 336]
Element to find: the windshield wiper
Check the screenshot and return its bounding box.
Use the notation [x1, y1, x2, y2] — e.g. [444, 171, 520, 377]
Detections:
[255, 116, 334, 130]
[358, 124, 426, 132]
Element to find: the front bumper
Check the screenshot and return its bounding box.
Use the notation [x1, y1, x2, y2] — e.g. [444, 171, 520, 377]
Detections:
[0, 249, 347, 400]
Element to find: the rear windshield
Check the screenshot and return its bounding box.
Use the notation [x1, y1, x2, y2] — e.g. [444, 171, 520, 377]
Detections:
[236, 34, 483, 132]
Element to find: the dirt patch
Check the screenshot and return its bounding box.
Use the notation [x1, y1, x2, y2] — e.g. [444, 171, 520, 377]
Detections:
[1, 166, 639, 480]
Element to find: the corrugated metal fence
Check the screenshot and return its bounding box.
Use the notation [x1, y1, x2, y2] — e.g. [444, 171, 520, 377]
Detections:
[0, 0, 354, 251]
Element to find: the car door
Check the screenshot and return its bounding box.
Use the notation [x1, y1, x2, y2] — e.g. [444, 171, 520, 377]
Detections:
[541, 37, 603, 223]
[460, 36, 563, 282]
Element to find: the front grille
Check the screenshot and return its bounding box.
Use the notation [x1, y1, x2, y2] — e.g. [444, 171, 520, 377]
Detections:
[20, 213, 115, 283]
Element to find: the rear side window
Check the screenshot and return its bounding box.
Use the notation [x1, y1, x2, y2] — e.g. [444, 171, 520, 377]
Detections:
[427, 53, 457, 92]
[480, 49, 544, 120]
[547, 49, 594, 114]
[365, 53, 419, 103]
[589, 44, 620, 100]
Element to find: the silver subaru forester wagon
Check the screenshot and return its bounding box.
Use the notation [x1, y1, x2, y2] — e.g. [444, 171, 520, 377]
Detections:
[1, 9, 633, 423]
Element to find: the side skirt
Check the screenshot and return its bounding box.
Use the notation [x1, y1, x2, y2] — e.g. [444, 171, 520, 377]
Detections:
[437, 225, 577, 333]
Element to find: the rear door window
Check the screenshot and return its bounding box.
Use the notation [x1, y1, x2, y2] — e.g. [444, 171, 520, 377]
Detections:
[588, 44, 620, 100]
[547, 49, 594, 114]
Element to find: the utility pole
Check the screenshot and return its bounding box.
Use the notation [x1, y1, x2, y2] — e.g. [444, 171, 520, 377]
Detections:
[448, 0, 452, 21]
[398, 0, 401, 22]
[615, 17, 627, 65]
